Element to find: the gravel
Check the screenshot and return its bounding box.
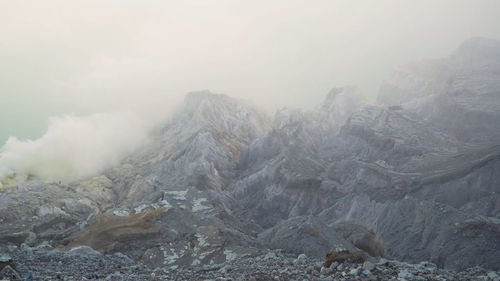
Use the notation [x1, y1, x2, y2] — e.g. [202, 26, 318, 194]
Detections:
[3, 248, 499, 281]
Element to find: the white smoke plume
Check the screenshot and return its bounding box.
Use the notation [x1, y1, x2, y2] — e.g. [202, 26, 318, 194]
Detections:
[0, 112, 151, 182]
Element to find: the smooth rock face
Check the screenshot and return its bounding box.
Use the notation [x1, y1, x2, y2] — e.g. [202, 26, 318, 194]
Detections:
[0, 38, 499, 275]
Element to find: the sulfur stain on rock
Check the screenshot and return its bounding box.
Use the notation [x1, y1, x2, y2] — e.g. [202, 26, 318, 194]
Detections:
[72, 208, 166, 253]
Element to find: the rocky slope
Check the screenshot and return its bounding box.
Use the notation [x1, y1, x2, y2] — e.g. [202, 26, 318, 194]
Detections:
[378, 37, 500, 143]
[0, 91, 272, 270]
[229, 38, 500, 271]
[0, 38, 499, 279]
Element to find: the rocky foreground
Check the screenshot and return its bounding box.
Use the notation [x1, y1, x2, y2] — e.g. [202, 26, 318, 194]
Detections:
[1, 246, 499, 281]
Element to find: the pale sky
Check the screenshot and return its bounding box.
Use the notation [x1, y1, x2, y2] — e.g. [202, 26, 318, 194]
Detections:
[1, 0, 500, 152]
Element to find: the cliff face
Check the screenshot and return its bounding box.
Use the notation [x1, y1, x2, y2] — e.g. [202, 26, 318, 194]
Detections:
[0, 38, 499, 272]
[230, 93, 499, 270]
[378, 37, 500, 143]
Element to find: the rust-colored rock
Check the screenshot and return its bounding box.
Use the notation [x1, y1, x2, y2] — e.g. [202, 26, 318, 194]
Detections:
[0, 255, 15, 271]
[72, 208, 166, 253]
[324, 250, 366, 267]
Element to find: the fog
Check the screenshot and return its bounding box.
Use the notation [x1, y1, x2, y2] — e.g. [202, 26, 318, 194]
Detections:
[1, 0, 500, 182]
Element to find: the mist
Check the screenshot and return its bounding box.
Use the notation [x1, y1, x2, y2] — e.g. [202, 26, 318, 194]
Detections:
[1, 0, 500, 182]
[0, 112, 152, 182]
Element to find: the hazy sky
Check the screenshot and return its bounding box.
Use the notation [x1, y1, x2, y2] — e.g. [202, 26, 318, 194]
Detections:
[1, 0, 500, 181]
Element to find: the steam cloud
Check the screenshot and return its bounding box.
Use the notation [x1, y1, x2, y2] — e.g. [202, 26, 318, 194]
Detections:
[0, 112, 151, 182]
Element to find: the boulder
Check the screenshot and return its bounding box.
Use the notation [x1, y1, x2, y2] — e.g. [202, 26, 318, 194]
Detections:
[324, 250, 366, 267]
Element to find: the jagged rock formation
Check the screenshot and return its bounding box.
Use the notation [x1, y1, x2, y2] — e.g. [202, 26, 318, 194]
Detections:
[0, 38, 499, 277]
[229, 38, 500, 270]
[378, 37, 500, 143]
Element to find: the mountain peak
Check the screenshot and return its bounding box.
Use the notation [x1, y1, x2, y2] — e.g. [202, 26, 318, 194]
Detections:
[181, 90, 236, 117]
[184, 90, 227, 107]
[168, 90, 270, 142]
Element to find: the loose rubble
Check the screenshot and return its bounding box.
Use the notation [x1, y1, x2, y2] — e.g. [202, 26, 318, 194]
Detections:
[1, 248, 499, 281]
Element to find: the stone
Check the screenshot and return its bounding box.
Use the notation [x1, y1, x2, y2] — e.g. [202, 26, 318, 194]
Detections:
[487, 272, 499, 279]
[34, 241, 52, 250]
[69, 246, 101, 256]
[378, 258, 388, 265]
[265, 252, 277, 260]
[7, 245, 18, 253]
[0, 265, 21, 280]
[219, 265, 232, 274]
[398, 269, 414, 280]
[20, 243, 31, 252]
[363, 261, 375, 271]
[24, 232, 37, 246]
[113, 252, 134, 263]
[294, 254, 308, 265]
[0, 254, 14, 272]
[320, 266, 331, 275]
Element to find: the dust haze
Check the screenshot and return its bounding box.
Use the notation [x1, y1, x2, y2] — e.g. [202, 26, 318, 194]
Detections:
[1, 0, 500, 182]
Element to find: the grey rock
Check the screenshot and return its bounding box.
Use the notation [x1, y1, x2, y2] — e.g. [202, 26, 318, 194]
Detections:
[487, 271, 499, 279]
[320, 266, 330, 275]
[24, 231, 36, 246]
[105, 271, 122, 280]
[20, 243, 32, 254]
[378, 37, 500, 143]
[363, 261, 375, 271]
[219, 265, 232, 274]
[0, 39, 499, 278]
[264, 251, 277, 260]
[297, 254, 307, 260]
[398, 269, 413, 280]
[378, 258, 388, 265]
[349, 267, 360, 276]
[0, 253, 11, 262]
[113, 252, 135, 263]
[0, 265, 21, 280]
[328, 261, 338, 270]
[69, 245, 101, 255]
